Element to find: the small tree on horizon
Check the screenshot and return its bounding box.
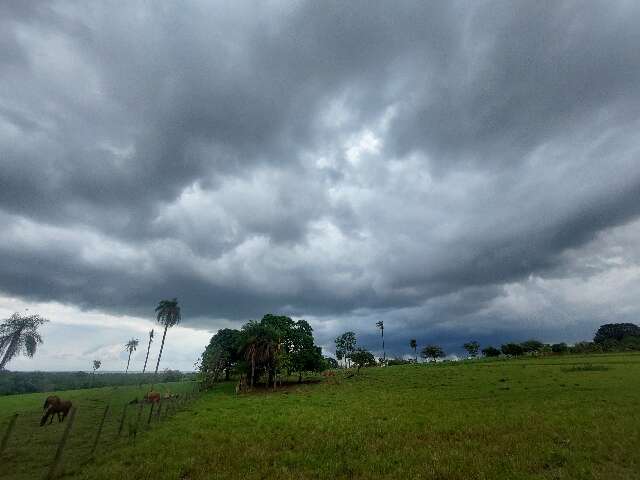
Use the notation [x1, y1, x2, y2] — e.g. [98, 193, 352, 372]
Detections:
[124, 338, 139, 373]
[351, 347, 376, 373]
[335, 331, 356, 368]
[409, 339, 417, 362]
[91, 359, 101, 386]
[463, 341, 480, 358]
[481, 346, 500, 357]
[420, 345, 444, 362]
[501, 343, 524, 357]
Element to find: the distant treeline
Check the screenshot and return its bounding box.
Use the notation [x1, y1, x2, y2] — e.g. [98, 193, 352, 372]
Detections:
[0, 370, 196, 396]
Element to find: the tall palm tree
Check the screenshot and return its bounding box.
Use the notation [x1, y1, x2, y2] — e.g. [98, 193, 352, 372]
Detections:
[238, 321, 281, 388]
[376, 320, 385, 363]
[0, 312, 48, 370]
[142, 329, 154, 373]
[124, 338, 139, 373]
[410, 339, 417, 363]
[154, 298, 181, 374]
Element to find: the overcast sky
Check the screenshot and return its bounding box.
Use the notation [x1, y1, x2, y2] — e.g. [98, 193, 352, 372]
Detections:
[2, 1, 640, 371]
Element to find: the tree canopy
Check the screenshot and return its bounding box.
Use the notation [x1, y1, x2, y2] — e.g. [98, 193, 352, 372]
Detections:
[335, 331, 357, 368]
[481, 346, 501, 357]
[0, 312, 48, 370]
[594, 323, 640, 344]
[350, 347, 376, 372]
[420, 345, 444, 362]
[463, 341, 480, 357]
[200, 314, 324, 388]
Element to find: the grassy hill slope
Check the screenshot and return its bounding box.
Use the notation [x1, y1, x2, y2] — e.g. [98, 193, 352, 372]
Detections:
[68, 354, 640, 480]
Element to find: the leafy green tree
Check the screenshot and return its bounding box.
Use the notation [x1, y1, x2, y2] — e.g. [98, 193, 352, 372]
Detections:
[323, 356, 339, 369]
[286, 320, 324, 382]
[350, 347, 376, 373]
[124, 338, 139, 373]
[520, 339, 544, 354]
[376, 320, 385, 363]
[0, 313, 48, 370]
[154, 298, 181, 374]
[463, 341, 480, 357]
[238, 320, 280, 388]
[501, 343, 524, 356]
[91, 359, 101, 386]
[551, 342, 568, 353]
[420, 345, 444, 362]
[594, 323, 640, 343]
[142, 329, 154, 373]
[481, 346, 501, 357]
[409, 339, 417, 362]
[201, 328, 242, 384]
[335, 331, 356, 368]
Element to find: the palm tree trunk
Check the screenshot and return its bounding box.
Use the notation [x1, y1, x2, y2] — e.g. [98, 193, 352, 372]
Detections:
[125, 351, 132, 373]
[382, 330, 385, 362]
[154, 325, 169, 375]
[250, 353, 255, 388]
[414, 347, 417, 363]
[142, 336, 152, 373]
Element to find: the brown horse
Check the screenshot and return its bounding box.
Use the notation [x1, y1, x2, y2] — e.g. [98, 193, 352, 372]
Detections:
[143, 391, 161, 403]
[43, 395, 61, 411]
[40, 397, 72, 426]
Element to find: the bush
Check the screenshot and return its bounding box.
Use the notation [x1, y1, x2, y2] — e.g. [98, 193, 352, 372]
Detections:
[386, 357, 412, 366]
[551, 342, 568, 353]
[520, 340, 544, 354]
[501, 343, 524, 356]
[481, 346, 501, 357]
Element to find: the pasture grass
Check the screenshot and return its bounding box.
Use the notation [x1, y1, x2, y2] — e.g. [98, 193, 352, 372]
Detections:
[0, 380, 199, 479]
[2, 353, 640, 479]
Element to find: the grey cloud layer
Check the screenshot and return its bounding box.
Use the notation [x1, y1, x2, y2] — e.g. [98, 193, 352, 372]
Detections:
[2, 1, 640, 351]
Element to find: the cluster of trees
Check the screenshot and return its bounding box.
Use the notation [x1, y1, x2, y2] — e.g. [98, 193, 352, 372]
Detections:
[474, 323, 640, 358]
[200, 314, 328, 388]
[334, 331, 378, 372]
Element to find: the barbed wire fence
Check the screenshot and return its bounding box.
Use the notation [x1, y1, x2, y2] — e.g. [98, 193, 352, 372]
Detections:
[0, 381, 203, 480]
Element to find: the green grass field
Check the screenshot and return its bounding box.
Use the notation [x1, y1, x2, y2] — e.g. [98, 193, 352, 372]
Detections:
[0, 380, 200, 479]
[2, 354, 640, 479]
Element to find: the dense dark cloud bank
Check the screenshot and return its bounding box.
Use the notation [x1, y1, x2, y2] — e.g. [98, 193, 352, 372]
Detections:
[2, 1, 640, 360]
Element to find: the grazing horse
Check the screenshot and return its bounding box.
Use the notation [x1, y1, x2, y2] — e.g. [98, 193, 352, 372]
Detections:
[40, 398, 72, 426]
[43, 395, 61, 411]
[143, 391, 161, 403]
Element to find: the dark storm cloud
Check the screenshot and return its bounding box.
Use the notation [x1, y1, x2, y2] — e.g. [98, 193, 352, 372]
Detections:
[2, 1, 640, 352]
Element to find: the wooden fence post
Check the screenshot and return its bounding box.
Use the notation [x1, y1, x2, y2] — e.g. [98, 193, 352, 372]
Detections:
[90, 405, 110, 456]
[131, 402, 144, 442]
[44, 406, 77, 480]
[117, 404, 129, 436]
[147, 403, 155, 425]
[155, 400, 163, 421]
[0, 413, 19, 457]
